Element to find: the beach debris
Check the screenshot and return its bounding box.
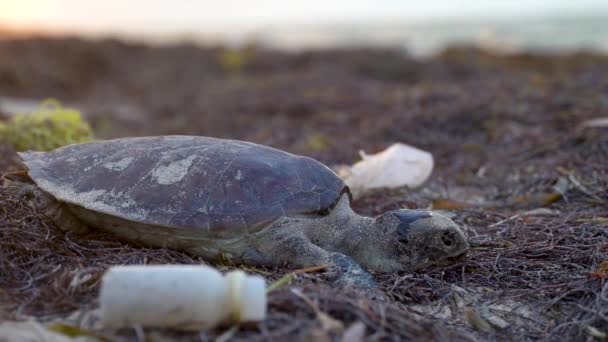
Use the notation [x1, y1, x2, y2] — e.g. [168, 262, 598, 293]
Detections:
[341, 322, 366, 342]
[305, 133, 331, 151]
[576, 217, 608, 223]
[339, 143, 434, 198]
[556, 166, 604, 202]
[482, 310, 510, 330]
[0, 320, 95, 342]
[217, 46, 255, 73]
[291, 288, 344, 333]
[266, 264, 329, 293]
[489, 208, 561, 227]
[47, 323, 103, 340]
[464, 303, 509, 332]
[586, 326, 607, 339]
[590, 261, 608, 279]
[465, 307, 493, 332]
[98, 265, 267, 330]
[431, 176, 570, 210]
[431, 198, 471, 210]
[577, 117, 608, 130]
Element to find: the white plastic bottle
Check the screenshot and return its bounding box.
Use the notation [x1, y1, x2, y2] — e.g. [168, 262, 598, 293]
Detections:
[98, 265, 266, 330]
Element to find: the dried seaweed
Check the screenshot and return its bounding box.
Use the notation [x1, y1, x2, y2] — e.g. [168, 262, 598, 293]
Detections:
[0, 40, 607, 341]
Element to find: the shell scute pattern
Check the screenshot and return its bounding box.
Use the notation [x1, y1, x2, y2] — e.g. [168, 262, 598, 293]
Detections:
[20, 136, 346, 235]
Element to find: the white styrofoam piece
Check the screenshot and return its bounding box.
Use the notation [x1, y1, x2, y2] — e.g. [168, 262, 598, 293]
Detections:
[341, 143, 434, 197]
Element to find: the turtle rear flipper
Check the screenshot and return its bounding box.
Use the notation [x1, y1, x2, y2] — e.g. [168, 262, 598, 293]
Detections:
[2, 169, 32, 185]
[4, 181, 89, 234]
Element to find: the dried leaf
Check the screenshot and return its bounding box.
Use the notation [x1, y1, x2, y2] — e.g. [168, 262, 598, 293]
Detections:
[482, 312, 510, 330]
[68, 271, 93, 290]
[305, 134, 330, 152]
[586, 325, 607, 339]
[578, 117, 608, 129]
[267, 273, 294, 293]
[318, 311, 344, 333]
[432, 199, 470, 210]
[267, 265, 328, 293]
[542, 192, 562, 205]
[590, 261, 608, 278]
[489, 208, 560, 227]
[511, 192, 562, 207]
[465, 307, 493, 332]
[291, 288, 344, 333]
[576, 217, 608, 223]
[47, 323, 105, 340]
[0, 321, 96, 342]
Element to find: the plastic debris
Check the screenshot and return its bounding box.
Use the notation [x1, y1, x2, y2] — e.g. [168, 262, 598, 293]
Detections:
[577, 117, 608, 130]
[341, 322, 366, 342]
[99, 265, 266, 330]
[339, 143, 434, 198]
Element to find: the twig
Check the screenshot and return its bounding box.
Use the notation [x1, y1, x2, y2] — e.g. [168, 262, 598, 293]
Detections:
[488, 208, 560, 227]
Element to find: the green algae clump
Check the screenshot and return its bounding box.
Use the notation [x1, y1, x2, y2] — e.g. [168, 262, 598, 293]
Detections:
[217, 46, 255, 73]
[0, 99, 94, 152]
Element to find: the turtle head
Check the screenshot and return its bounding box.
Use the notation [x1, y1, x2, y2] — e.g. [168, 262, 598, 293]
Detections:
[365, 210, 468, 272]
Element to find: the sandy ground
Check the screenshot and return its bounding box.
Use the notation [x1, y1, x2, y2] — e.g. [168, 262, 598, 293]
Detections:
[1, 36, 607, 341]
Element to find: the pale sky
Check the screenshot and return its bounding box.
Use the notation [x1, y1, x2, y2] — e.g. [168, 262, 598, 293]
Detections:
[1, 0, 607, 35]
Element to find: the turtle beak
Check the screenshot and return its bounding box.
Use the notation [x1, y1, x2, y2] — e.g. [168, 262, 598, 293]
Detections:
[392, 210, 469, 268]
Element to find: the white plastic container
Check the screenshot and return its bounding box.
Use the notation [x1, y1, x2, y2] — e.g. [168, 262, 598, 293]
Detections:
[340, 143, 434, 198]
[98, 265, 266, 330]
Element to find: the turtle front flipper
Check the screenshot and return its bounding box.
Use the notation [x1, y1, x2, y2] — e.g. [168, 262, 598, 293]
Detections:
[5, 181, 89, 234]
[325, 252, 377, 288]
[243, 227, 378, 288]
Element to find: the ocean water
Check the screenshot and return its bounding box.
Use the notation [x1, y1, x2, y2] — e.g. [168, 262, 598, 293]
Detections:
[246, 15, 608, 55]
[1, 0, 607, 55]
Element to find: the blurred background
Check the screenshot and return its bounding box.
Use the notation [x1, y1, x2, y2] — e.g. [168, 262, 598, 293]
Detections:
[0, 0, 607, 166]
[1, 0, 608, 54]
[1, 4, 608, 340]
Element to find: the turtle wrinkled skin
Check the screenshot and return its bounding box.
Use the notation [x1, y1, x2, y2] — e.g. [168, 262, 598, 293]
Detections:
[11, 136, 469, 287]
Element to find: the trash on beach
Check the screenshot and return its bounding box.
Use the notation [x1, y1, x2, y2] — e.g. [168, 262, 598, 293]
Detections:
[99, 265, 267, 330]
[338, 143, 434, 198]
[577, 117, 608, 130]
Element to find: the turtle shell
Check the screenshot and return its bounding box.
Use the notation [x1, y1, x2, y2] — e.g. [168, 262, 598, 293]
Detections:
[19, 136, 348, 235]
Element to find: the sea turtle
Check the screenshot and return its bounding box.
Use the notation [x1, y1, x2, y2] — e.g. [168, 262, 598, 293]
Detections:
[7, 136, 468, 287]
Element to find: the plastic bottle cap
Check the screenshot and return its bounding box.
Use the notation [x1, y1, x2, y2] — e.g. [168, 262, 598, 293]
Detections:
[226, 270, 267, 322]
